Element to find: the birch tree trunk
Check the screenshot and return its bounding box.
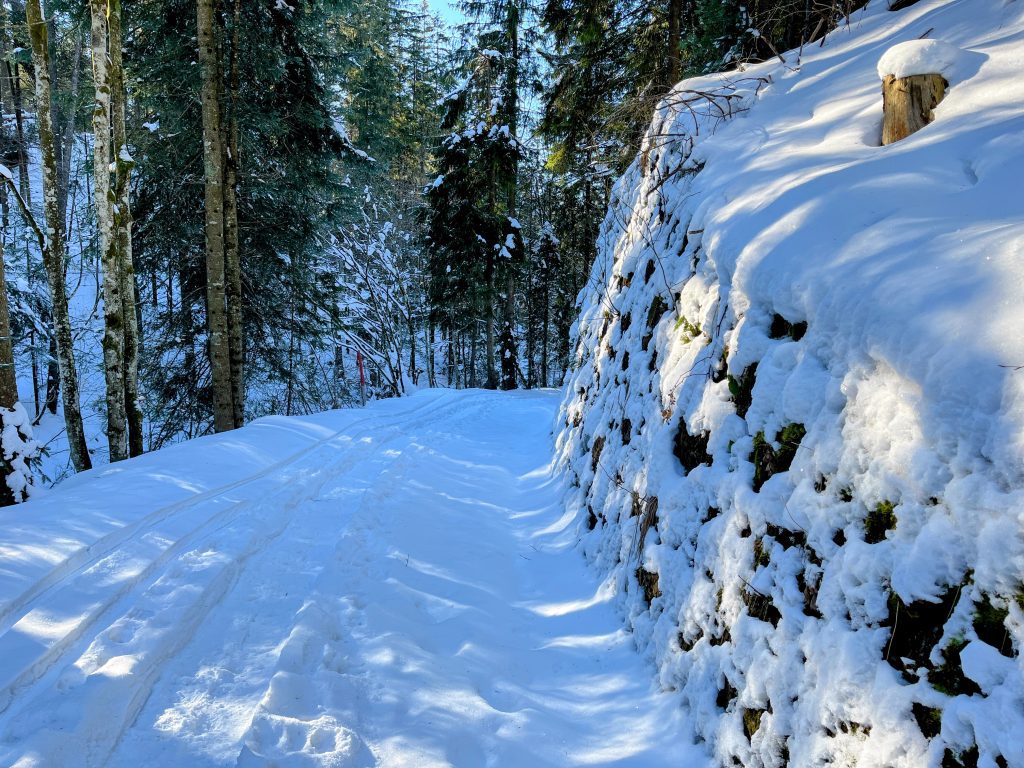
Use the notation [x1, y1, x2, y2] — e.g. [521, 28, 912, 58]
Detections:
[197, 0, 235, 432]
[25, 0, 92, 472]
[108, 0, 143, 457]
[89, 0, 128, 463]
[224, 0, 244, 428]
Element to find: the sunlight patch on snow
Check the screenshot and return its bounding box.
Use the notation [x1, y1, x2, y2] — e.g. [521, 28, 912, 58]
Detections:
[523, 577, 616, 617]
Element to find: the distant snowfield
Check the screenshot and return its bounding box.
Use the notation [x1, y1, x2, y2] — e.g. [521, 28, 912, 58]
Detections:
[0, 390, 707, 767]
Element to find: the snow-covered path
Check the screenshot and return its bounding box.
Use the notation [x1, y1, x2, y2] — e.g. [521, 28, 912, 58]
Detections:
[0, 390, 706, 767]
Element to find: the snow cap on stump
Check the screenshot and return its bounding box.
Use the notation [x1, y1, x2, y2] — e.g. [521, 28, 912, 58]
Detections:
[877, 40, 966, 145]
[877, 39, 965, 80]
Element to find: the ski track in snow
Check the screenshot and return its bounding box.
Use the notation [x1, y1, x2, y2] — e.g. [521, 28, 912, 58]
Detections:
[0, 390, 708, 767]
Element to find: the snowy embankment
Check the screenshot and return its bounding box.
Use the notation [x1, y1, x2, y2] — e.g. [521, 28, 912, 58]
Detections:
[557, 1, 1024, 767]
[0, 389, 705, 767]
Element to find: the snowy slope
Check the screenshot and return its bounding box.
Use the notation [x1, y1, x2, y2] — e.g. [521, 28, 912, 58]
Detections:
[557, 1, 1024, 767]
[0, 389, 707, 767]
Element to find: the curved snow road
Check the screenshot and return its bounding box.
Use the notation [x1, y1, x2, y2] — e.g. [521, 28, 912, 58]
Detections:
[0, 390, 706, 767]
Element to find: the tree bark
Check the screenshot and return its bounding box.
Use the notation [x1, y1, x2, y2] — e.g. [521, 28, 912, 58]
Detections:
[108, 0, 144, 457]
[57, 30, 82, 244]
[667, 0, 683, 89]
[223, 0, 244, 428]
[89, 0, 129, 463]
[197, 0, 235, 432]
[881, 73, 946, 145]
[25, 0, 92, 472]
[498, 2, 519, 391]
[0, 232, 18, 409]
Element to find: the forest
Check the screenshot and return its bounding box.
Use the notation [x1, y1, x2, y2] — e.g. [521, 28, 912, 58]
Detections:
[0, 0, 851, 490]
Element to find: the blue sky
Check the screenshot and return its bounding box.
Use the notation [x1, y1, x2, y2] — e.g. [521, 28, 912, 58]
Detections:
[427, 0, 464, 26]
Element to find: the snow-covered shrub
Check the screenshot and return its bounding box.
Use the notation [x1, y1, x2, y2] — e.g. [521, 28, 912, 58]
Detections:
[0, 403, 41, 505]
[556, 2, 1024, 766]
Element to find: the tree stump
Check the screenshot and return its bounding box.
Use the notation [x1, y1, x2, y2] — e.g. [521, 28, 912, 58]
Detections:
[881, 73, 947, 145]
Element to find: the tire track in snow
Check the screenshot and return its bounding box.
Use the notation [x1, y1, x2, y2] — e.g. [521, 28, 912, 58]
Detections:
[107, 394, 490, 767]
[0, 393, 449, 643]
[0, 393, 475, 767]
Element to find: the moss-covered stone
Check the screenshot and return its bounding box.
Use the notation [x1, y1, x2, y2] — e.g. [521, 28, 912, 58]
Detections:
[750, 423, 806, 492]
[941, 745, 979, 768]
[635, 496, 660, 556]
[728, 363, 757, 419]
[742, 708, 765, 740]
[769, 313, 808, 341]
[973, 595, 1015, 658]
[753, 538, 771, 568]
[797, 569, 823, 619]
[636, 567, 661, 604]
[674, 420, 711, 473]
[884, 586, 963, 679]
[911, 702, 942, 739]
[646, 294, 669, 329]
[865, 500, 898, 543]
[716, 678, 737, 709]
[590, 435, 606, 473]
[838, 721, 871, 736]
[742, 584, 781, 627]
[930, 638, 982, 697]
[678, 628, 702, 652]
[765, 523, 807, 550]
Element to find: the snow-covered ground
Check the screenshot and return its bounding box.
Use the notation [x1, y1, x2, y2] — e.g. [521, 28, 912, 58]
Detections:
[0, 389, 707, 767]
[558, 1, 1024, 767]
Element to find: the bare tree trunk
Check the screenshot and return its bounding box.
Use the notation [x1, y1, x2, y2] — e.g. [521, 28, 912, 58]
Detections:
[468, 317, 478, 388]
[498, 2, 519, 391]
[224, 0, 244, 428]
[427, 319, 436, 388]
[197, 0, 235, 432]
[108, 0, 143, 457]
[25, 0, 92, 471]
[0, 230, 17, 410]
[541, 282, 550, 387]
[89, 0, 128, 463]
[57, 30, 82, 241]
[667, 0, 682, 89]
[0, 15, 40, 417]
[484, 280, 496, 389]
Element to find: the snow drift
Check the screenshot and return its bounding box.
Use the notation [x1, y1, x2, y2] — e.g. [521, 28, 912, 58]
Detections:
[556, 1, 1024, 766]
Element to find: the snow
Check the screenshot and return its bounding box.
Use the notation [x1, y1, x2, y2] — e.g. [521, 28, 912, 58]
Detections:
[876, 39, 966, 80]
[0, 390, 707, 766]
[556, 1, 1024, 766]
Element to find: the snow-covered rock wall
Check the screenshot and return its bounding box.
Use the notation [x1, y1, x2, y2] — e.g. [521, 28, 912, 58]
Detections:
[556, 2, 1024, 766]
